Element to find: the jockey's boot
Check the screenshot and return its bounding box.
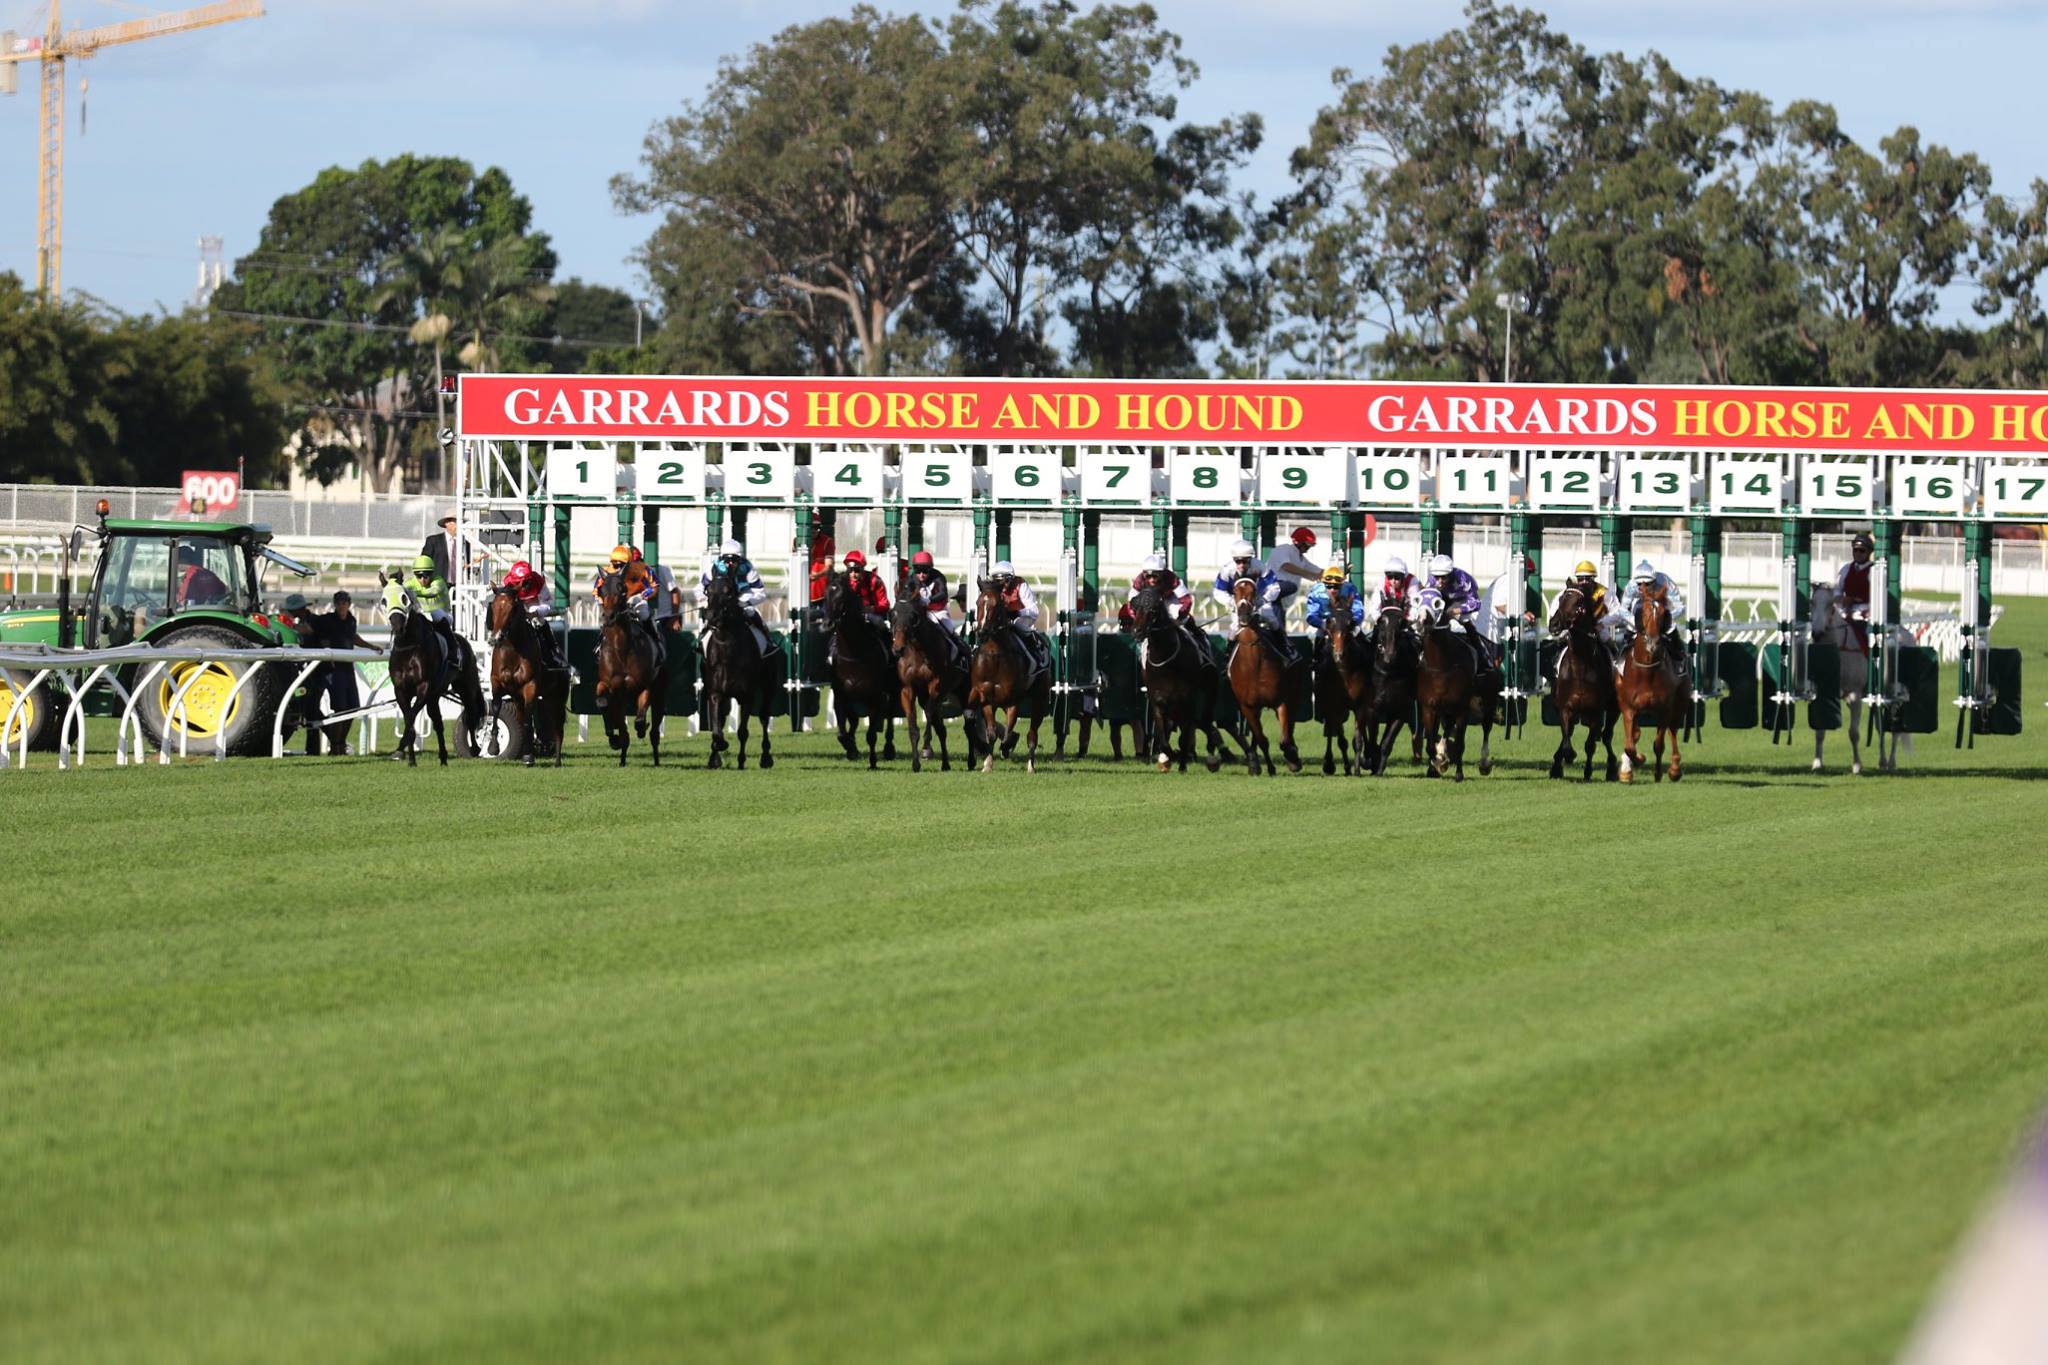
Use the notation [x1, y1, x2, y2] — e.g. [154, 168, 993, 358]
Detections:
[435, 618, 466, 670]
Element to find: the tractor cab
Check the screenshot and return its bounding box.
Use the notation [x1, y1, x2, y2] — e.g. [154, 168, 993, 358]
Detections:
[78, 519, 291, 649]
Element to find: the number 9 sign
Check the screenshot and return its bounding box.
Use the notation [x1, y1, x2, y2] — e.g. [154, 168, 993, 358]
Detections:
[1258, 450, 1338, 504]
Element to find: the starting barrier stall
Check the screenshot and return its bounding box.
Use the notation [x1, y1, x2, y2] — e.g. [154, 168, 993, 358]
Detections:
[448, 375, 2046, 760]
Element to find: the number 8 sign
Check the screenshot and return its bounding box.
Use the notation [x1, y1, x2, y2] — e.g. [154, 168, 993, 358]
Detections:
[1170, 451, 1236, 503]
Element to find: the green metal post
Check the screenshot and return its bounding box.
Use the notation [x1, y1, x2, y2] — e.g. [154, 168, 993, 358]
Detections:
[1961, 519, 1992, 744]
[994, 509, 1013, 566]
[730, 506, 749, 548]
[1330, 508, 1357, 582]
[526, 498, 545, 580]
[1169, 512, 1190, 580]
[1599, 513, 1629, 585]
[1252, 509, 1274, 551]
[640, 504, 660, 569]
[1082, 512, 1101, 604]
[616, 496, 634, 555]
[905, 509, 926, 559]
[1150, 505, 1170, 557]
[883, 504, 904, 587]
[1689, 512, 1723, 709]
[1418, 508, 1444, 563]
[791, 502, 813, 725]
[972, 501, 993, 576]
[704, 503, 724, 555]
[552, 504, 572, 609]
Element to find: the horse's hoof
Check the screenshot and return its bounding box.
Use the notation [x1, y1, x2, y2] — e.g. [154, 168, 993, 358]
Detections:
[1548, 763, 1563, 779]
[707, 754, 722, 770]
[1157, 753, 1172, 772]
[1851, 761, 1862, 776]
[1025, 758, 1035, 774]
[1321, 758, 1335, 776]
[1811, 758, 1823, 773]
[912, 758, 922, 773]
[1669, 766, 1683, 783]
[760, 753, 774, 770]
[883, 745, 899, 761]
[1205, 754, 1222, 773]
[981, 756, 994, 774]
[1479, 758, 1493, 777]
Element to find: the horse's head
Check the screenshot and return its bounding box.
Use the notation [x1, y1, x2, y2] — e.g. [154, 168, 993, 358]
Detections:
[1635, 582, 1670, 663]
[1374, 602, 1408, 665]
[1549, 586, 1591, 636]
[1129, 584, 1165, 635]
[890, 590, 920, 652]
[487, 585, 519, 643]
[703, 568, 742, 627]
[1416, 589, 1449, 633]
[823, 570, 856, 626]
[596, 568, 629, 623]
[1230, 576, 1259, 631]
[975, 577, 1012, 636]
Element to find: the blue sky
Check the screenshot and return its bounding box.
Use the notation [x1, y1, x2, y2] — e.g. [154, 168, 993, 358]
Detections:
[4, 0, 2046, 318]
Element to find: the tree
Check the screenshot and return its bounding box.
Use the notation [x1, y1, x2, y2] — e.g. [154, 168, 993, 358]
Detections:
[542, 279, 643, 373]
[211, 155, 556, 492]
[616, 8, 968, 375]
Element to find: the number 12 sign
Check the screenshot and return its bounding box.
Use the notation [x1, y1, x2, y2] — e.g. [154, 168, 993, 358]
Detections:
[1526, 453, 1601, 511]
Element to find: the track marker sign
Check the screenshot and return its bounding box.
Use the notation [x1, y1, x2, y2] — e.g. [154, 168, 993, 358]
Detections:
[181, 470, 239, 515]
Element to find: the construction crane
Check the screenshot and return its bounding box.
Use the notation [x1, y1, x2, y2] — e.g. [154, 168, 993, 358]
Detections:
[1, 0, 262, 302]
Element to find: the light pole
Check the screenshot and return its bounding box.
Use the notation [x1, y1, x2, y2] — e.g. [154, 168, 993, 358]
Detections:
[1495, 291, 1526, 383]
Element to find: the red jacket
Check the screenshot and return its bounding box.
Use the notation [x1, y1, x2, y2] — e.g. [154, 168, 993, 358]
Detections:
[848, 569, 890, 613]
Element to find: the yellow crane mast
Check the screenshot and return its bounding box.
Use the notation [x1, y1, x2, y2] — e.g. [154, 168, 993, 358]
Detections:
[2, 0, 263, 301]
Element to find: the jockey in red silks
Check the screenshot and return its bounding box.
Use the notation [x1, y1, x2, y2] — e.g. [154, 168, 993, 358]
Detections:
[1832, 532, 1875, 650]
[842, 549, 891, 624]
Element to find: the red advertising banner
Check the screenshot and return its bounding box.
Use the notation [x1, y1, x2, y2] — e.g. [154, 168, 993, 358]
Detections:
[456, 375, 2048, 455]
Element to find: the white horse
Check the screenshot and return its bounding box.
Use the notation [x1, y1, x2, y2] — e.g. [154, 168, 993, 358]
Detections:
[1811, 584, 1906, 774]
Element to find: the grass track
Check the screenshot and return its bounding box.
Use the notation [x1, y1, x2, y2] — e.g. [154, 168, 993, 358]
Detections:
[5, 602, 2048, 1362]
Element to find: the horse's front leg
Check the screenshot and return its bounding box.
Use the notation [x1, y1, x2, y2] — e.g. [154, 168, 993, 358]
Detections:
[430, 697, 450, 767]
[1845, 698, 1864, 775]
[1240, 703, 1267, 776]
[706, 695, 727, 769]
[648, 692, 664, 768]
[866, 712, 882, 770]
[883, 716, 898, 763]
[1618, 708, 1640, 784]
[980, 704, 998, 773]
[733, 698, 750, 770]
[1552, 708, 1575, 780]
[835, 696, 860, 761]
[902, 686, 923, 774]
[1322, 707, 1339, 776]
[1665, 715, 1683, 782]
[1002, 705, 1022, 768]
[1477, 702, 1495, 778]
[1277, 702, 1301, 773]
[1419, 703, 1442, 778]
[613, 702, 629, 767]
[928, 698, 951, 772]
[1811, 722, 1826, 774]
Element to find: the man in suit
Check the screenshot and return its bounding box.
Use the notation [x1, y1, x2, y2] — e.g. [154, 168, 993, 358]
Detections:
[421, 513, 467, 585]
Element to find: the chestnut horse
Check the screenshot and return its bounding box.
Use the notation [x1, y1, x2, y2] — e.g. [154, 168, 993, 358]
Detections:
[1616, 581, 1691, 783]
[1313, 595, 1378, 776]
[594, 568, 668, 767]
[1225, 577, 1302, 775]
[1545, 585, 1618, 782]
[1414, 592, 1498, 781]
[891, 590, 982, 772]
[969, 581, 1053, 773]
[486, 585, 564, 767]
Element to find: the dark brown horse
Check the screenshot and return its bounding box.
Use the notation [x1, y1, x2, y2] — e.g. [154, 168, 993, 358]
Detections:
[1313, 593, 1378, 776]
[1545, 586, 1619, 782]
[1414, 592, 1499, 781]
[824, 570, 900, 770]
[891, 590, 982, 772]
[594, 568, 668, 766]
[700, 569, 773, 770]
[486, 586, 564, 767]
[1367, 600, 1420, 776]
[1225, 577, 1301, 775]
[1127, 583, 1230, 773]
[1617, 581, 1691, 783]
[969, 580, 1053, 773]
[380, 574, 485, 767]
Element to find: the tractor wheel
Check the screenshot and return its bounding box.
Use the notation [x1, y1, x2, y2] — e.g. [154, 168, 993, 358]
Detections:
[467, 696, 531, 761]
[133, 624, 289, 758]
[0, 668, 60, 752]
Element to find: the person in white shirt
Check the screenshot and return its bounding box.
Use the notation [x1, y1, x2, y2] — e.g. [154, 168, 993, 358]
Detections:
[1263, 527, 1322, 627]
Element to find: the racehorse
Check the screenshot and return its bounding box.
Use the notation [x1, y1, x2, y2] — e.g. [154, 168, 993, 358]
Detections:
[381, 574, 485, 767]
[890, 589, 982, 772]
[824, 570, 901, 769]
[1367, 600, 1421, 776]
[969, 579, 1053, 773]
[1616, 581, 1691, 783]
[1545, 585, 1619, 782]
[1313, 595, 1379, 776]
[1810, 584, 1903, 775]
[1414, 591, 1498, 781]
[1225, 577, 1302, 775]
[594, 567, 668, 766]
[699, 569, 774, 771]
[1127, 583, 1230, 773]
[486, 585, 564, 767]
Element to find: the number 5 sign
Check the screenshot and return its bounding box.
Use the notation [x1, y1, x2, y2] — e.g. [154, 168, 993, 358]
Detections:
[180, 469, 239, 514]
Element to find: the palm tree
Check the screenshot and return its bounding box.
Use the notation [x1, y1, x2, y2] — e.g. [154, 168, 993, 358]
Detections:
[448, 236, 555, 373]
[377, 226, 468, 451]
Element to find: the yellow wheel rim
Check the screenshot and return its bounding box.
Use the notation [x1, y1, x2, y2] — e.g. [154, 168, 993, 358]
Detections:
[159, 661, 241, 739]
[0, 678, 30, 745]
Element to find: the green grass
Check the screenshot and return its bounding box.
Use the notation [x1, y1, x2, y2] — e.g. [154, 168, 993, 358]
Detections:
[6, 604, 2048, 1363]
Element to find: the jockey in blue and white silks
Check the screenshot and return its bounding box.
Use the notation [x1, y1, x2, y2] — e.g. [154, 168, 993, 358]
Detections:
[1617, 558, 1688, 666]
[699, 537, 770, 648]
[1212, 539, 1285, 633]
[1304, 566, 1365, 631]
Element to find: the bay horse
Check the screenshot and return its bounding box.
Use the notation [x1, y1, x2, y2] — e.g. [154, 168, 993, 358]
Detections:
[1616, 581, 1691, 783]
[824, 570, 900, 769]
[700, 569, 774, 771]
[1313, 595, 1378, 777]
[1128, 584, 1230, 773]
[380, 574, 485, 767]
[890, 590, 982, 772]
[1224, 577, 1303, 775]
[969, 579, 1053, 773]
[486, 585, 564, 767]
[1367, 600, 1420, 776]
[1414, 592, 1498, 781]
[1810, 584, 1903, 775]
[595, 568, 668, 767]
[1545, 585, 1619, 782]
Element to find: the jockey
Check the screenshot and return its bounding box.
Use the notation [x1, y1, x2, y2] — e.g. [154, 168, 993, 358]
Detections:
[906, 550, 956, 634]
[1425, 552, 1498, 673]
[842, 549, 891, 630]
[1377, 556, 1419, 616]
[392, 552, 464, 661]
[1618, 558, 1689, 667]
[1214, 538, 1294, 664]
[1831, 533, 1875, 648]
[593, 543, 662, 652]
[630, 546, 681, 636]
[1563, 558, 1628, 649]
[1265, 526, 1323, 625]
[700, 537, 771, 656]
[503, 560, 561, 666]
[989, 560, 1052, 676]
[1120, 552, 1194, 625]
[1306, 563, 1364, 670]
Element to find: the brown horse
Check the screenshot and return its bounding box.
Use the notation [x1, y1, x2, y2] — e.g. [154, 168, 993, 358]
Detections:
[594, 568, 668, 766]
[1313, 593, 1378, 776]
[1414, 593, 1498, 781]
[891, 590, 982, 772]
[699, 569, 773, 771]
[486, 586, 565, 767]
[969, 581, 1052, 773]
[825, 570, 900, 770]
[1367, 600, 1421, 775]
[1225, 577, 1301, 775]
[1545, 586, 1619, 782]
[379, 574, 485, 768]
[1127, 583, 1231, 773]
[1616, 581, 1691, 783]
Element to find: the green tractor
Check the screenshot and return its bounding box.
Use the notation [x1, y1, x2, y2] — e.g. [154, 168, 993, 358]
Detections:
[0, 508, 315, 755]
